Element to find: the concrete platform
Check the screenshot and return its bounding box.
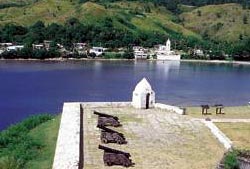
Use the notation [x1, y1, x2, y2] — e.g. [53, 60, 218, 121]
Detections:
[53, 102, 225, 169]
[83, 106, 224, 169]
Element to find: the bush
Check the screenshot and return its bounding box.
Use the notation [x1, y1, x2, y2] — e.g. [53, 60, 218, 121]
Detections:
[123, 49, 134, 59]
[224, 150, 240, 169]
[103, 52, 123, 59]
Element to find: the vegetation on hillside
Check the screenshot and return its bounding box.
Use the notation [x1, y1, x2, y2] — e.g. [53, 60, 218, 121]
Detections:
[180, 3, 250, 42]
[0, 0, 249, 60]
[0, 114, 57, 169]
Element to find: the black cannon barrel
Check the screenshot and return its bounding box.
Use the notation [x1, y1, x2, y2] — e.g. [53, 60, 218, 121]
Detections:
[97, 125, 124, 138]
[97, 125, 123, 135]
[98, 145, 131, 157]
[214, 104, 224, 107]
[201, 105, 210, 108]
[93, 111, 119, 120]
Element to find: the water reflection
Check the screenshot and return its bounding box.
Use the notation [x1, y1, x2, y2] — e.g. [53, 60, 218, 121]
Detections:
[156, 61, 180, 78]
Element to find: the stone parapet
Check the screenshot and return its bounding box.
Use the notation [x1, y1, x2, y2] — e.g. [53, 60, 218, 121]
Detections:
[81, 102, 131, 108]
[203, 120, 232, 150]
[53, 103, 82, 169]
[155, 103, 184, 115]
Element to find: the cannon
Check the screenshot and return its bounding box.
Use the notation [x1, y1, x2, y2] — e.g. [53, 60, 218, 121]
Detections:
[94, 111, 121, 127]
[214, 104, 224, 114]
[97, 125, 127, 144]
[201, 105, 210, 115]
[94, 111, 119, 120]
[99, 145, 134, 167]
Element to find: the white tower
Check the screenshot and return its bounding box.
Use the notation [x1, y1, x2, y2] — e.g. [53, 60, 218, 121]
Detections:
[166, 39, 171, 52]
[132, 78, 155, 109]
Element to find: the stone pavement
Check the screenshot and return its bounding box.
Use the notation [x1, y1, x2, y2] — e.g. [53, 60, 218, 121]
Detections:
[83, 106, 224, 169]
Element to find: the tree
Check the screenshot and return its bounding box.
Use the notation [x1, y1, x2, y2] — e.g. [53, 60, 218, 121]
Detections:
[243, 15, 248, 24]
[239, 34, 243, 40]
[27, 21, 46, 43]
[123, 47, 134, 59]
[18, 47, 33, 58]
[145, 5, 151, 13]
[1, 24, 27, 42]
[197, 10, 201, 16]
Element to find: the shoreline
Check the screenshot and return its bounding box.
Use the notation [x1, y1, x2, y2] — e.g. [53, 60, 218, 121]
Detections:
[180, 59, 250, 65]
[0, 57, 250, 65]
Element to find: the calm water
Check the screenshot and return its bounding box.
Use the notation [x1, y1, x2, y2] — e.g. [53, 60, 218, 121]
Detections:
[0, 60, 250, 130]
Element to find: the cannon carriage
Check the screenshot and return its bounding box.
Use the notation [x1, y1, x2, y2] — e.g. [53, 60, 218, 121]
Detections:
[94, 111, 121, 127]
[97, 125, 127, 144]
[99, 145, 134, 167]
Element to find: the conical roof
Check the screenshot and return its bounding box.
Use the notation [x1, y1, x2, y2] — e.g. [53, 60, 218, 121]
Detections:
[134, 78, 152, 93]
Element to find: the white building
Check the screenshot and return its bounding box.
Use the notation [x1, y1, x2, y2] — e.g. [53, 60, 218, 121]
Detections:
[156, 39, 181, 61]
[74, 43, 87, 50]
[133, 46, 148, 59]
[132, 78, 155, 109]
[73, 43, 87, 55]
[0, 43, 13, 47]
[89, 47, 105, 56]
[194, 49, 204, 56]
[7, 45, 24, 51]
[32, 44, 44, 50]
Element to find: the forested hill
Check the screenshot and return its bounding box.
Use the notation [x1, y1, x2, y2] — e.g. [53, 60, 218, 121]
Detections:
[0, 0, 249, 59]
[0, 0, 249, 8]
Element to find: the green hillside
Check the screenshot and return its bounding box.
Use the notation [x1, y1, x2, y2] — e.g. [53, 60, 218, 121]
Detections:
[0, 0, 200, 39]
[0, 1, 249, 43]
[180, 3, 250, 42]
[0, 0, 33, 9]
[0, 0, 249, 60]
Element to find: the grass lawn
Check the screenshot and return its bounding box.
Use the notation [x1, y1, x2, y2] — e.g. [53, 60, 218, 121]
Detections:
[24, 115, 61, 169]
[186, 106, 250, 119]
[215, 122, 250, 150]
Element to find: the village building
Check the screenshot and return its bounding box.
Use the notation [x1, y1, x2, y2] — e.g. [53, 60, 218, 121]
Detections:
[32, 44, 44, 50]
[156, 39, 181, 61]
[73, 43, 87, 50]
[194, 49, 204, 56]
[0, 43, 13, 48]
[44, 40, 52, 50]
[132, 78, 155, 109]
[89, 47, 105, 56]
[73, 43, 87, 55]
[0, 43, 13, 54]
[32, 40, 52, 50]
[133, 46, 148, 59]
[7, 45, 24, 51]
[56, 43, 67, 54]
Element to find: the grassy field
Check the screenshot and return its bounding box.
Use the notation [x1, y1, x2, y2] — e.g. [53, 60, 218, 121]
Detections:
[83, 107, 224, 169]
[186, 106, 250, 119]
[24, 115, 60, 169]
[180, 3, 250, 42]
[215, 122, 250, 149]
